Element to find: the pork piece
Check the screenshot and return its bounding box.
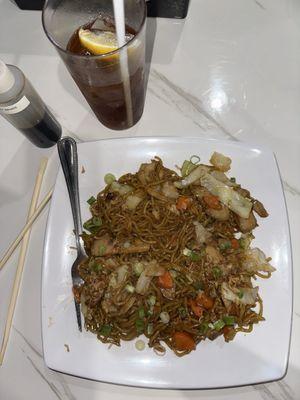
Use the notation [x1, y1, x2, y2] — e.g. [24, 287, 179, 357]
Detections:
[82, 279, 107, 307]
[209, 152, 232, 172]
[146, 187, 169, 202]
[102, 292, 136, 315]
[237, 212, 257, 233]
[253, 200, 268, 218]
[160, 287, 175, 300]
[91, 234, 150, 256]
[137, 161, 156, 185]
[205, 245, 223, 264]
[193, 221, 212, 244]
[206, 205, 230, 221]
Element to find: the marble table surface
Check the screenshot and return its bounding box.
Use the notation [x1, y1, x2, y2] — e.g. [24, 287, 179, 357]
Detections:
[0, 0, 299, 398]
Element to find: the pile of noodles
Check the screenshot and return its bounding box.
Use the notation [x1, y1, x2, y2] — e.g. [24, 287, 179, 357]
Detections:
[77, 155, 275, 356]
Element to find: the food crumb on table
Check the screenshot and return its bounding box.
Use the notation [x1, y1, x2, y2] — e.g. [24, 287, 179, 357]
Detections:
[135, 340, 146, 351]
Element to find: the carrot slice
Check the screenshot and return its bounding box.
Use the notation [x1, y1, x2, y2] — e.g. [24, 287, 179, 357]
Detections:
[157, 271, 173, 289]
[196, 293, 214, 310]
[188, 299, 204, 317]
[172, 331, 196, 351]
[222, 325, 235, 341]
[203, 194, 222, 210]
[231, 238, 239, 249]
[176, 196, 192, 211]
[222, 326, 232, 335]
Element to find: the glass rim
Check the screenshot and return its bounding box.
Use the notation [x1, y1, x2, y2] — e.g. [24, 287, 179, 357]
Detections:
[42, 0, 147, 59]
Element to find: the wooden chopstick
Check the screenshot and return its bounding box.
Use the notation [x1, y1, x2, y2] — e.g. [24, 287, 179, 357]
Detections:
[0, 188, 53, 271]
[0, 158, 49, 365]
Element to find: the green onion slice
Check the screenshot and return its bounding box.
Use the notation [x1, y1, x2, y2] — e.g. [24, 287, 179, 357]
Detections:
[213, 319, 225, 331]
[93, 263, 102, 273]
[138, 307, 145, 319]
[190, 251, 200, 262]
[223, 315, 235, 325]
[87, 196, 96, 205]
[219, 241, 231, 250]
[99, 324, 112, 336]
[212, 266, 222, 279]
[135, 319, 144, 334]
[199, 322, 209, 335]
[190, 155, 201, 164]
[92, 216, 101, 226]
[98, 244, 106, 256]
[104, 173, 116, 185]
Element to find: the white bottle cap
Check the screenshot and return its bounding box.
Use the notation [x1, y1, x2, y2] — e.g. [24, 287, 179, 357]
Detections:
[0, 60, 15, 94]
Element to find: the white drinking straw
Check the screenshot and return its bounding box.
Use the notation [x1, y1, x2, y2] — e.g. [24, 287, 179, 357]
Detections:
[113, 0, 133, 127]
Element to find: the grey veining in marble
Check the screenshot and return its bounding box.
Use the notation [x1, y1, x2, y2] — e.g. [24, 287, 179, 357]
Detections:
[150, 69, 300, 198]
[254, 0, 266, 11]
[276, 380, 295, 400]
[283, 182, 300, 197]
[54, 374, 78, 400]
[253, 384, 278, 400]
[253, 379, 296, 400]
[23, 351, 64, 400]
[13, 326, 43, 359]
[149, 69, 238, 140]
[15, 326, 77, 400]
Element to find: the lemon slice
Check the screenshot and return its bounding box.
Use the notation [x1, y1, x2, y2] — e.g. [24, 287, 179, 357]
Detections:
[78, 28, 118, 55]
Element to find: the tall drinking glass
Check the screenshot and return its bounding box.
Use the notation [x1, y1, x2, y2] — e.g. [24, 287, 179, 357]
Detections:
[42, 0, 146, 130]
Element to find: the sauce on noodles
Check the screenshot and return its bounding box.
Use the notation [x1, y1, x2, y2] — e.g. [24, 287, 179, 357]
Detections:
[77, 153, 275, 356]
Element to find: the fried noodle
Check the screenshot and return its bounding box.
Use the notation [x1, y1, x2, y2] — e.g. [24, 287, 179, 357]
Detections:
[77, 154, 275, 356]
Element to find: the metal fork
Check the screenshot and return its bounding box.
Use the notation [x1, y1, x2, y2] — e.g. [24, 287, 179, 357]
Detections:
[57, 137, 87, 332]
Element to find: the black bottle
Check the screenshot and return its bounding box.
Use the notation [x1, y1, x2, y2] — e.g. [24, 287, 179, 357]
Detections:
[0, 60, 62, 148]
[146, 0, 190, 18]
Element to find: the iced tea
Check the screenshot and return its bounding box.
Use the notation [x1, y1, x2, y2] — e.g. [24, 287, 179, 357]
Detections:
[42, 0, 146, 131]
[64, 18, 145, 130]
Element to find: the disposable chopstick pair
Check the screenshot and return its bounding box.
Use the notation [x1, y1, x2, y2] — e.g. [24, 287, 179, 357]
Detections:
[0, 189, 53, 271]
[0, 158, 51, 364]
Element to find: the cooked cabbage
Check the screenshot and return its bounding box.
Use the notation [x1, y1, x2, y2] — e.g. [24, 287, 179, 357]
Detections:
[221, 282, 258, 306]
[111, 181, 133, 195]
[174, 165, 208, 188]
[109, 265, 129, 288]
[144, 260, 165, 277]
[205, 245, 223, 263]
[135, 271, 152, 295]
[242, 248, 276, 273]
[125, 195, 143, 210]
[175, 166, 252, 219]
[210, 170, 237, 187]
[200, 173, 252, 219]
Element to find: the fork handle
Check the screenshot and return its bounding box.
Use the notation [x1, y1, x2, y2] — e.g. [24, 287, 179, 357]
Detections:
[57, 137, 83, 250]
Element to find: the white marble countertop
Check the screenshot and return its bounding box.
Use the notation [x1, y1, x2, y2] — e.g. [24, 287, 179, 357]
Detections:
[0, 0, 299, 398]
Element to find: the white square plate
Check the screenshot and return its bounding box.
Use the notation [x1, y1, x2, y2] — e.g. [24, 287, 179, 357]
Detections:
[42, 137, 292, 389]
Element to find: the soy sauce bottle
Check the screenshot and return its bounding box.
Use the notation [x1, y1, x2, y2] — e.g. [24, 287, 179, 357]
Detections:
[0, 60, 62, 148]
